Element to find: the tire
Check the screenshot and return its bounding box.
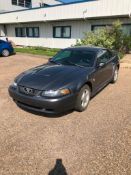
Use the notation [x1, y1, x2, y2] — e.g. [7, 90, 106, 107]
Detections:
[2, 49, 10, 57]
[111, 67, 119, 84]
[75, 85, 91, 112]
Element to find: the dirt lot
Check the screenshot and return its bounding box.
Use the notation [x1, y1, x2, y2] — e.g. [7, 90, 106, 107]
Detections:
[0, 54, 131, 175]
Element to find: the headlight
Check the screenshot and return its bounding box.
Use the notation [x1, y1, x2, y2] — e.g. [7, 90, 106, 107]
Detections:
[41, 88, 71, 97]
[12, 82, 17, 87]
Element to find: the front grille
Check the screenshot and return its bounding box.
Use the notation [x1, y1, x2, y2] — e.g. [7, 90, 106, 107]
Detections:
[18, 86, 41, 96]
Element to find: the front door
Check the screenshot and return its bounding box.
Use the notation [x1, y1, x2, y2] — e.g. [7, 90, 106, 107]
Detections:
[93, 49, 113, 91]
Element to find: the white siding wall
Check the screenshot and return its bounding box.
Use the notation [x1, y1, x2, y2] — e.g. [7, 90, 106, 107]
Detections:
[0, 25, 5, 36]
[0, 0, 131, 24]
[4, 18, 131, 48]
[6, 20, 91, 48]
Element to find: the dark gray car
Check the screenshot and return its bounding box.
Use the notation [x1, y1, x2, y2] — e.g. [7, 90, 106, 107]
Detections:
[9, 46, 120, 114]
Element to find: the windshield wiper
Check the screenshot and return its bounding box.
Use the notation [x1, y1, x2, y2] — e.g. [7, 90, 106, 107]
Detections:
[64, 60, 84, 68]
[49, 60, 62, 65]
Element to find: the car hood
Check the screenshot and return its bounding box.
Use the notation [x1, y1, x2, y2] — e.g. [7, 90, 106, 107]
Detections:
[17, 63, 93, 90]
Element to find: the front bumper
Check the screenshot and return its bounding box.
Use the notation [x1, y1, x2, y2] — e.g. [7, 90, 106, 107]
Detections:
[9, 86, 77, 114]
[9, 46, 15, 55]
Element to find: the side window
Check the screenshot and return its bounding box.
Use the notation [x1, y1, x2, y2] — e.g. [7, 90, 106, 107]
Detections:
[106, 50, 113, 59]
[97, 50, 112, 64]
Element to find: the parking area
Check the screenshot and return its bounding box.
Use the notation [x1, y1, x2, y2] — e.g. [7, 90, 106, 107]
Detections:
[0, 54, 131, 175]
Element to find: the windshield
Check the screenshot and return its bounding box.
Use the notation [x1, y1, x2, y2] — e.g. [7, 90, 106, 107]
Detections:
[51, 49, 96, 67]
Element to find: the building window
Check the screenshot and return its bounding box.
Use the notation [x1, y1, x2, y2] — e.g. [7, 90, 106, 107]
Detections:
[25, 0, 31, 7]
[18, 0, 24, 7]
[122, 24, 131, 36]
[12, 0, 32, 8]
[15, 28, 26, 37]
[91, 25, 111, 31]
[53, 26, 71, 38]
[54, 27, 61, 38]
[26, 27, 33, 37]
[26, 27, 39, 37]
[15, 27, 39, 37]
[33, 27, 39, 37]
[12, 0, 17, 5]
[91, 24, 131, 36]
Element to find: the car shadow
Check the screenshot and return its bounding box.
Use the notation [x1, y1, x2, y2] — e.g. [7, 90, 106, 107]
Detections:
[17, 105, 74, 118]
[48, 159, 68, 175]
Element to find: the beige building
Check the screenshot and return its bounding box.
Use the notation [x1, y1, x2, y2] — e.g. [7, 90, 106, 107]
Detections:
[0, 0, 131, 48]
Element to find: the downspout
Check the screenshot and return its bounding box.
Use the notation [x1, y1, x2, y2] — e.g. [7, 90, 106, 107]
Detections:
[3, 24, 7, 37]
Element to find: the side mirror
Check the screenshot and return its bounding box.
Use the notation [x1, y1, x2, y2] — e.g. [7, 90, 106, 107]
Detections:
[96, 62, 105, 68]
[99, 62, 105, 67]
[48, 58, 53, 63]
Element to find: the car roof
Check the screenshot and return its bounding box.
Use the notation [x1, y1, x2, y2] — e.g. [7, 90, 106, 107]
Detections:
[0, 39, 6, 42]
[64, 46, 106, 52]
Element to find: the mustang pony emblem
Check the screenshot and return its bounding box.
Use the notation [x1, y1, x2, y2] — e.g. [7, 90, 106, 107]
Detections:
[24, 87, 34, 94]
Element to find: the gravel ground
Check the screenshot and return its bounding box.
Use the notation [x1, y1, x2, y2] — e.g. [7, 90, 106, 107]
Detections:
[0, 54, 131, 175]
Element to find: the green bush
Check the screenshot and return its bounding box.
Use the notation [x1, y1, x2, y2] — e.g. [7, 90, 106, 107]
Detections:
[76, 20, 131, 58]
[121, 35, 131, 53]
[76, 28, 115, 49]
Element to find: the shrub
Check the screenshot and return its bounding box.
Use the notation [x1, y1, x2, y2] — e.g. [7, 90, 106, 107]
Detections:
[76, 20, 131, 58]
[121, 35, 131, 53]
[76, 28, 115, 49]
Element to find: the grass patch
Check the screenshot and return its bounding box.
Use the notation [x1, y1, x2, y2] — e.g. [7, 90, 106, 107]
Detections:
[15, 47, 60, 57]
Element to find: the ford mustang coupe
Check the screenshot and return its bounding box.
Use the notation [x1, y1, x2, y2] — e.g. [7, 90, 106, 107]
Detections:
[9, 46, 120, 114]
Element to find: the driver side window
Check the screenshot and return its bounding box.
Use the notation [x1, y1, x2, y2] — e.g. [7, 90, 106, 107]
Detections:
[97, 50, 112, 64]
